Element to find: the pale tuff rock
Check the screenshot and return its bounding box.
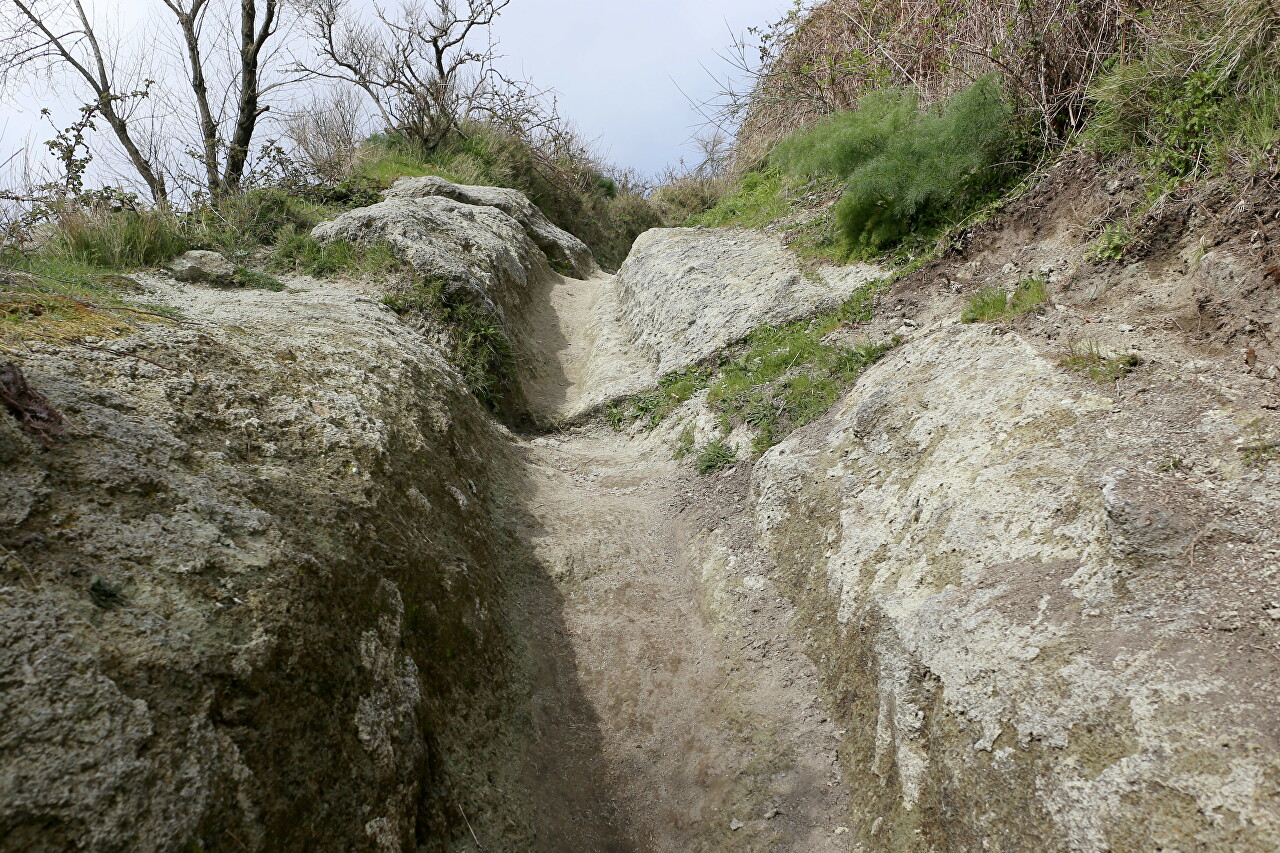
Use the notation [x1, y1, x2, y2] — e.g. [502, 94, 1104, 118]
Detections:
[751, 324, 1280, 852]
[312, 193, 545, 325]
[386, 176, 597, 279]
[612, 228, 880, 376]
[0, 273, 563, 851]
[166, 249, 236, 285]
[551, 228, 883, 420]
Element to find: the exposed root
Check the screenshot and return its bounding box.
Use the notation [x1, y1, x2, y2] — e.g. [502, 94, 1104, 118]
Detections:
[0, 360, 68, 448]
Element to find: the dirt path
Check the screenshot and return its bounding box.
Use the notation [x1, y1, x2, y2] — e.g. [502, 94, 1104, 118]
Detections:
[512, 274, 855, 851]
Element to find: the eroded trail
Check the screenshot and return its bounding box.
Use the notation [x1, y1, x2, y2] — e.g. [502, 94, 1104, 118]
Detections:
[512, 274, 854, 851]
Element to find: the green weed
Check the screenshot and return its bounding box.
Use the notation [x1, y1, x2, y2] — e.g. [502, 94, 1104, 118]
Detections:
[1087, 223, 1132, 264]
[696, 440, 737, 474]
[962, 276, 1047, 323]
[1059, 342, 1144, 384]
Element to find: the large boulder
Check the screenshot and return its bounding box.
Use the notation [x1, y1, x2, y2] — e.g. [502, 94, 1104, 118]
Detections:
[751, 323, 1280, 851]
[611, 228, 881, 376]
[385, 176, 597, 279]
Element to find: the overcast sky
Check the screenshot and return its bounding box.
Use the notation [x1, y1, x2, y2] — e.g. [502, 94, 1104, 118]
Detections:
[0, 0, 790, 185]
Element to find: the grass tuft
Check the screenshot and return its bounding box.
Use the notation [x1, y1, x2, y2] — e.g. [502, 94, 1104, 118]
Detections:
[696, 439, 737, 474]
[962, 276, 1048, 323]
[1059, 342, 1143, 384]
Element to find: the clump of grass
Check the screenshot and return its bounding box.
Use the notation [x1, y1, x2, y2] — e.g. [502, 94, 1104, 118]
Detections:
[961, 286, 1010, 323]
[233, 268, 285, 291]
[691, 170, 790, 230]
[696, 439, 737, 474]
[962, 276, 1048, 323]
[52, 205, 190, 269]
[1059, 342, 1144, 383]
[272, 228, 402, 279]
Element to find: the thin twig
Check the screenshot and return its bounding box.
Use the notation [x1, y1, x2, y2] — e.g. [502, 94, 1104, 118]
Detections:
[458, 804, 483, 850]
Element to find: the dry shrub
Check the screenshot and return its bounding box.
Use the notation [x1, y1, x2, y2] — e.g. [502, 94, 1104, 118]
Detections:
[733, 0, 1148, 164]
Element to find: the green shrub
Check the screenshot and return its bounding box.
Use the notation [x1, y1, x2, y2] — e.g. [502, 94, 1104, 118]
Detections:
[771, 76, 1024, 255]
[696, 440, 737, 474]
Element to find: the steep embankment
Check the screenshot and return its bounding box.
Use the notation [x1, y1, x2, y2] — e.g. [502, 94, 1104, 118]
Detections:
[4, 169, 1280, 852]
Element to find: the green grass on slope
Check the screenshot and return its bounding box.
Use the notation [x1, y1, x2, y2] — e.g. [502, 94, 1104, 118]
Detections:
[610, 279, 897, 457]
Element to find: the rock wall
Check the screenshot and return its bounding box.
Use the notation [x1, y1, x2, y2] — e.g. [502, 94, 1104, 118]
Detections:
[750, 323, 1280, 851]
[0, 234, 613, 848]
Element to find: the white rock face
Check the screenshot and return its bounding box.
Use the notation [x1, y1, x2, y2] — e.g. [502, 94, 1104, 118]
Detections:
[751, 324, 1280, 851]
[613, 228, 880, 376]
[539, 228, 883, 421]
[386, 176, 597, 279]
[312, 193, 545, 326]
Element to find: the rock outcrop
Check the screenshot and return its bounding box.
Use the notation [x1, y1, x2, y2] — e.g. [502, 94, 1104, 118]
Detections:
[385, 176, 597, 279]
[166, 250, 236, 286]
[546, 228, 883, 420]
[612, 228, 879, 376]
[0, 268, 611, 849]
[749, 323, 1280, 851]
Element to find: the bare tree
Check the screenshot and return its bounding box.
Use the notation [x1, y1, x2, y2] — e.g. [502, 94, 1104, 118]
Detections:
[159, 0, 281, 195]
[1, 0, 170, 202]
[295, 0, 512, 151]
[3, 0, 287, 202]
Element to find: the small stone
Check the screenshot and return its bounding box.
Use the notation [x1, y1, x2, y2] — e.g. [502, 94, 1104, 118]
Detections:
[834, 826, 850, 835]
[730, 818, 744, 831]
[167, 250, 237, 286]
[1265, 608, 1280, 621]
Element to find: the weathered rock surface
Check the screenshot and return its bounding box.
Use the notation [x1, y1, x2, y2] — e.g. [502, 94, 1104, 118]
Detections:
[613, 228, 879, 376]
[749, 323, 1280, 851]
[166, 250, 236, 285]
[312, 192, 545, 325]
[386, 176, 597, 279]
[532, 228, 883, 421]
[0, 277, 617, 851]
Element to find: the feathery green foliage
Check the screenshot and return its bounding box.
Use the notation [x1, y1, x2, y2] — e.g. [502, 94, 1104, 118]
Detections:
[773, 76, 1023, 255]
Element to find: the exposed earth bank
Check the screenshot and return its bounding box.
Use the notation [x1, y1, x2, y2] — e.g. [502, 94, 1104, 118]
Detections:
[3, 173, 1279, 851]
